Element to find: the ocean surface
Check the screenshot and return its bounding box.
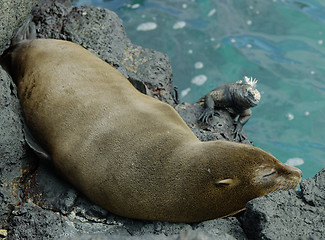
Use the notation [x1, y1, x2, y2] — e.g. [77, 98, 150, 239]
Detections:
[73, 0, 325, 179]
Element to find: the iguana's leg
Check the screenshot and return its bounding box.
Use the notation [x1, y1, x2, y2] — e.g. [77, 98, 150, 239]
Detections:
[233, 109, 252, 141]
[199, 95, 217, 123]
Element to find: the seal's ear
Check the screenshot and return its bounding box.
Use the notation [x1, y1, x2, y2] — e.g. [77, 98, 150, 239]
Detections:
[215, 178, 234, 186]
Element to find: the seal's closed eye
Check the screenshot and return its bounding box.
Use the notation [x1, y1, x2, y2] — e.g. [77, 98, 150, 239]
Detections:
[263, 171, 278, 178]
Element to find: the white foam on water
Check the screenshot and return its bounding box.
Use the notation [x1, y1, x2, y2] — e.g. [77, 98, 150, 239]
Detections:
[136, 22, 157, 31]
[173, 21, 186, 29]
[285, 158, 304, 167]
[286, 113, 294, 121]
[194, 62, 204, 69]
[208, 8, 216, 17]
[213, 43, 221, 49]
[181, 88, 191, 98]
[131, 3, 140, 9]
[191, 75, 207, 86]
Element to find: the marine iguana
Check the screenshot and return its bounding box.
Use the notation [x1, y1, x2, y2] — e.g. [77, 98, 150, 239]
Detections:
[198, 76, 261, 141]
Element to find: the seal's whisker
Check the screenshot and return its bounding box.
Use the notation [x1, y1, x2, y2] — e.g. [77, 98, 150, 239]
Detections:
[270, 185, 281, 194]
[280, 182, 291, 191]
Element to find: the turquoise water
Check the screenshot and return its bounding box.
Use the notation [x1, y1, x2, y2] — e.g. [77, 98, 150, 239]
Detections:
[73, 0, 325, 179]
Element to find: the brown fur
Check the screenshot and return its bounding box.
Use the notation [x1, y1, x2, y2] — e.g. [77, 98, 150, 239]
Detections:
[4, 39, 302, 222]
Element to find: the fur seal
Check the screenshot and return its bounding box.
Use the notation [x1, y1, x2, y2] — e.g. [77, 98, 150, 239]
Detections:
[2, 37, 302, 223]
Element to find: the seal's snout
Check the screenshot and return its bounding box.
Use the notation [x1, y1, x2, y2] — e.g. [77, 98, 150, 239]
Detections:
[276, 163, 302, 190]
[294, 167, 303, 177]
[253, 158, 302, 192]
[281, 163, 303, 178]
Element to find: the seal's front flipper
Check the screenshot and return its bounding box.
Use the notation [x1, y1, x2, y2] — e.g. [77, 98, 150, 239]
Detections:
[12, 16, 36, 45]
[23, 123, 51, 161]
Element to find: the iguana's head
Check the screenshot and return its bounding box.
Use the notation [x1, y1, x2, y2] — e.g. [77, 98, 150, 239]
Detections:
[236, 76, 261, 108]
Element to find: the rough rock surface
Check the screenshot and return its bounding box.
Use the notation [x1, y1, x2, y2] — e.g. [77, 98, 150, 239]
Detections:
[0, 0, 324, 239]
[0, 0, 40, 55]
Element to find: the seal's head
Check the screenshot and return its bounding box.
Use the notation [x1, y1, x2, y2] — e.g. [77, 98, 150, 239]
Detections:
[250, 155, 302, 195]
[195, 141, 302, 220]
